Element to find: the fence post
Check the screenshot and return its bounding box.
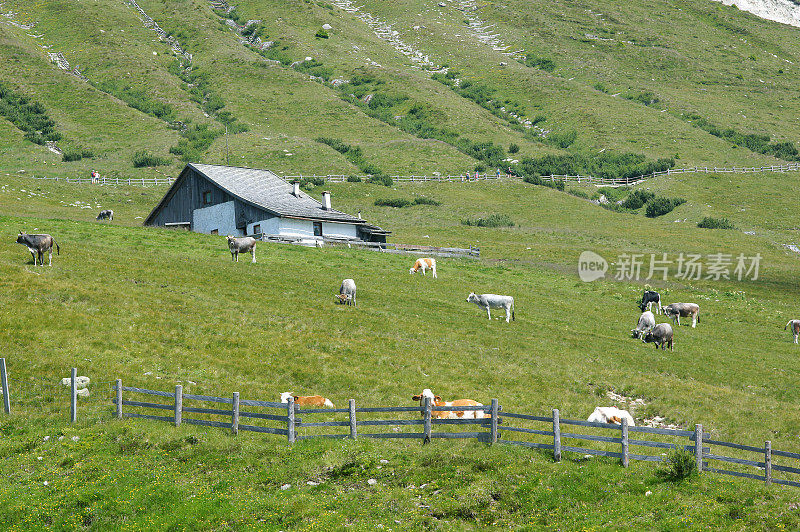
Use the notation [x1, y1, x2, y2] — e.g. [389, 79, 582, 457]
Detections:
[553, 409, 561, 462]
[765, 441, 772, 485]
[232, 392, 239, 435]
[694, 424, 703, 473]
[70, 367, 77, 423]
[1, 358, 10, 415]
[174, 385, 182, 427]
[621, 418, 629, 468]
[490, 399, 499, 443]
[115, 379, 122, 419]
[423, 397, 432, 443]
[349, 399, 357, 439]
[287, 397, 296, 444]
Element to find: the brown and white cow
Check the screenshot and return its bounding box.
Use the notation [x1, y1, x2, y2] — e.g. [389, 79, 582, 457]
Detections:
[409, 258, 437, 278]
[411, 388, 488, 419]
[663, 302, 700, 328]
[786, 320, 800, 344]
[280, 392, 335, 408]
[16, 231, 59, 266]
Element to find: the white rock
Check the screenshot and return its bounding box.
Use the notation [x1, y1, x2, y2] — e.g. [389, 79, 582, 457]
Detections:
[60, 376, 90, 388]
[367, 478, 377, 485]
[43, 436, 50, 441]
[72, 436, 79, 442]
[37, 456, 43, 460]
[379, 459, 389, 464]
[307, 481, 320, 486]
[322, 23, 332, 30]
[645, 490, 653, 496]
[77, 388, 90, 398]
[280, 484, 291, 490]
[43, 481, 49, 486]
[305, 56, 313, 61]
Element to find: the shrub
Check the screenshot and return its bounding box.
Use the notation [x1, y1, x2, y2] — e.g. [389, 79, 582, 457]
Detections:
[621, 189, 656, 209]
[61, 146, 93, 162]
[524, 56, 556, 72]
[697, 216, 735, 229]
[369, 174, 393, 186]
[0, 83, 62, 145]
[545, 130, 577, 148]
[374, 198, 412, 208]
[645, 196, 686, 218]
[346, 175, 361, 182]
[299, 177, 325, 190]
[413, 196, 441, 206]
[170, 124, 223, 162]
[315, 29, 329, 38]
[461, 213, 514, 228]
[132, 150, 170, 168]
[655, 448, 697, 482]
[596, 186, 630, 203]
[508, 143, 519, 154]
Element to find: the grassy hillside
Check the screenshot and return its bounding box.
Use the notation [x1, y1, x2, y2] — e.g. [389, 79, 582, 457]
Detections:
[2, 171, 800, 527]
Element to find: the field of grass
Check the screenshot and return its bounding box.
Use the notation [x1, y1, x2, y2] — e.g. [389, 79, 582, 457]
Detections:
[2, 171, 800, 528]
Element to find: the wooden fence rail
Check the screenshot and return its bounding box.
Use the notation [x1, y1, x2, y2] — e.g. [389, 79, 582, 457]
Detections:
[254, 234, 481, 259]
[13, 162, 800, 188]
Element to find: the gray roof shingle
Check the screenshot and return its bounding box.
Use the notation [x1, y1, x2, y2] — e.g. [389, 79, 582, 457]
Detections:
[190, 163, 366, 224]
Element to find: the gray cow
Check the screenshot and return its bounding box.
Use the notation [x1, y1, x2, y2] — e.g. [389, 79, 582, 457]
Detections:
[786, 320, 800, 344]
[631, 310, 656, 339]
[16, 231, 60, 266]
[96, 209, 114, 221]
[336, 278, 357, 306]
[467, 292, 515, 323]
[226, 236, 257, 263]
[663, 302, 700, 328]
[643, 323, 673, 350]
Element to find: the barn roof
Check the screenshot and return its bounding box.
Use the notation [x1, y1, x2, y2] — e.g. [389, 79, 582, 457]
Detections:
[189, 163, 366, 223]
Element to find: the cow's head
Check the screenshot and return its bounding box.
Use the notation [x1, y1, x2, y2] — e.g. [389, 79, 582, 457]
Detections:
[409, 266, 417, 275]
[15, 232, 27, 245]
[631, 328, 642, 339]
[642, 330, 655, 343]
[279, 392, 295, 403]
[335, 294, 350, 304]
[466, 292, 478, 303]
[411, 388, 439, 403]
[637, 301, 647, 312]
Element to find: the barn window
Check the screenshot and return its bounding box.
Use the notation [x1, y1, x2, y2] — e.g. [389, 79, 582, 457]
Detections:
[202, 191, 212, 205]
[210, 229, 219, 235]
[313, 222, 323, 237]
[252, 224, 261, 234]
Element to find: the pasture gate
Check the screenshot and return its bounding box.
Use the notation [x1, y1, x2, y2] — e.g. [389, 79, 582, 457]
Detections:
[2, 359, 800, 489]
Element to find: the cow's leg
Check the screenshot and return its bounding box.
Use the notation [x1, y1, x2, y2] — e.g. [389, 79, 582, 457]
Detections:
[30, 251, 36, 265]
[48, 249, 52, 266]
[505, 306, 511, 323]
[691, 315, 696, 328]
[657, 297, 661, 314]
[794, 334, 798, 344]
[432, 266, 437, 279]
[486, 306, 491, 320]
[251, 249, 256, 263]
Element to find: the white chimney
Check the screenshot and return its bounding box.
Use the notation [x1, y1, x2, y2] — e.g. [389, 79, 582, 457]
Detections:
[292, 181, 300, 197]
[322, 191, 331, 210]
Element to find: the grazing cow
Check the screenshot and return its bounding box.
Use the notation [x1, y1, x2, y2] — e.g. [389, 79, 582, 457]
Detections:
[16, 231, 59, 266]
[786, 320, 800, 344]
[226, 235, 257, 263]
[280, 392, 335, 408]
[643, 323, 673, 350]
[631, 311, 656, 339]
[639, 290, 662, 314]
[96, 209, 114, 221]
[587, 406, 635, 427]
[663, 302, 700, 328]
[411, 388, 489, 419]
[336, 278, 357, 306]
[409, 257, 437, 278]
[467, 292, 515, 323]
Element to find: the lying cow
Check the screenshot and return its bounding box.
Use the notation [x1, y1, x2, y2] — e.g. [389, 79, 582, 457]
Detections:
[587, 406, 635, 427]
[336, 278, 357, 306]
[786, 320, 800, 344]
[280, 392, 335, 408]
[411, 388, 489, 419]
[226, 235, 257, 263]
[663, 302, 700, 328]
[16, 231, 59, 266]
[631, 311, 656, 339]
[639, 290, 661, 314]
[467, 292, 515, 323]
[96, 209, 114, 221]
[643, 323, 673, 350]
[409, 257, 437, 278]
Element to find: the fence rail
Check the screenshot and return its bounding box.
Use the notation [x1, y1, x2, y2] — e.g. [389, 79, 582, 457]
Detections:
[255, 234, 480, 258]
[11, 163, 800, 188]
[3, 360, 800, 490]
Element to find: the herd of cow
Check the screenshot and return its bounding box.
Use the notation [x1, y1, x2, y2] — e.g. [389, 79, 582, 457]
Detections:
[630, 290, 702, 351]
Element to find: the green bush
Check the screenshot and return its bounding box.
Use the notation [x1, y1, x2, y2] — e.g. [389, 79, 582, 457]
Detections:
[508, 143, 519, 154]
[170, 124, 223, 162]
[374, 198, 412, 208]
[300, 177, 325, 190]
[684, 113, 799, 161]
[413, 196, 441, 206]
[524, 56, 556, 72]
[655, 448, 697, 482]
[346, 175, 361, 182]
[567, 188, 589, 199]
[61, 146, 94, 162]
[132, 150, 170, 168]
[621, 189, 656, 209]
[0, 83, 62, 145]
[645, 196, 686, 217]
[315, 29, 329, 38]
[461, 213, 514, 228]
[369, 174, 393, 186]
[596, 186, 631, 203]
[697, 216, 736, 229]
[545, 130, 577, 148]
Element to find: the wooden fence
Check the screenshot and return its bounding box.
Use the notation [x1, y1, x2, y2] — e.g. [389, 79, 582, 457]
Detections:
[106, 380, 800, 488]
[12, 162, 800, 188]
[255, 234, 480, 259]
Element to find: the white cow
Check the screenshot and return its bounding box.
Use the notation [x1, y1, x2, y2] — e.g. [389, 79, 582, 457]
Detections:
[410, 258, 437, 278]
[786, 320, 800, 344]
[337, 278, 357, 306]
[587, 406, 635, 426]
[467, 292, 515, 323]
[411, 388, 489, 419]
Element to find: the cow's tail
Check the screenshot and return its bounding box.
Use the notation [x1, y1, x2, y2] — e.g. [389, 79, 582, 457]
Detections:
[54, 240, 60, 255]
[512, 300, 515, 321]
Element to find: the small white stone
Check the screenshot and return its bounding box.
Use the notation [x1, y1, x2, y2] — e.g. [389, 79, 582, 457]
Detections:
[72, 436, 79, 442]
[43, 481, 49, 486]
[43, 436, 50, 441]
[367, 478, 377, 485]
[58, 436, 64, 441]
[280, 484, 291, 490]
[307, 481, 319, 486]
[645, 490, 653, 496]
[379, 459, 388, 464]
[305, 56, 313, 61]
[37, 456, 43, 460]
[322, 23, 332, 30]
